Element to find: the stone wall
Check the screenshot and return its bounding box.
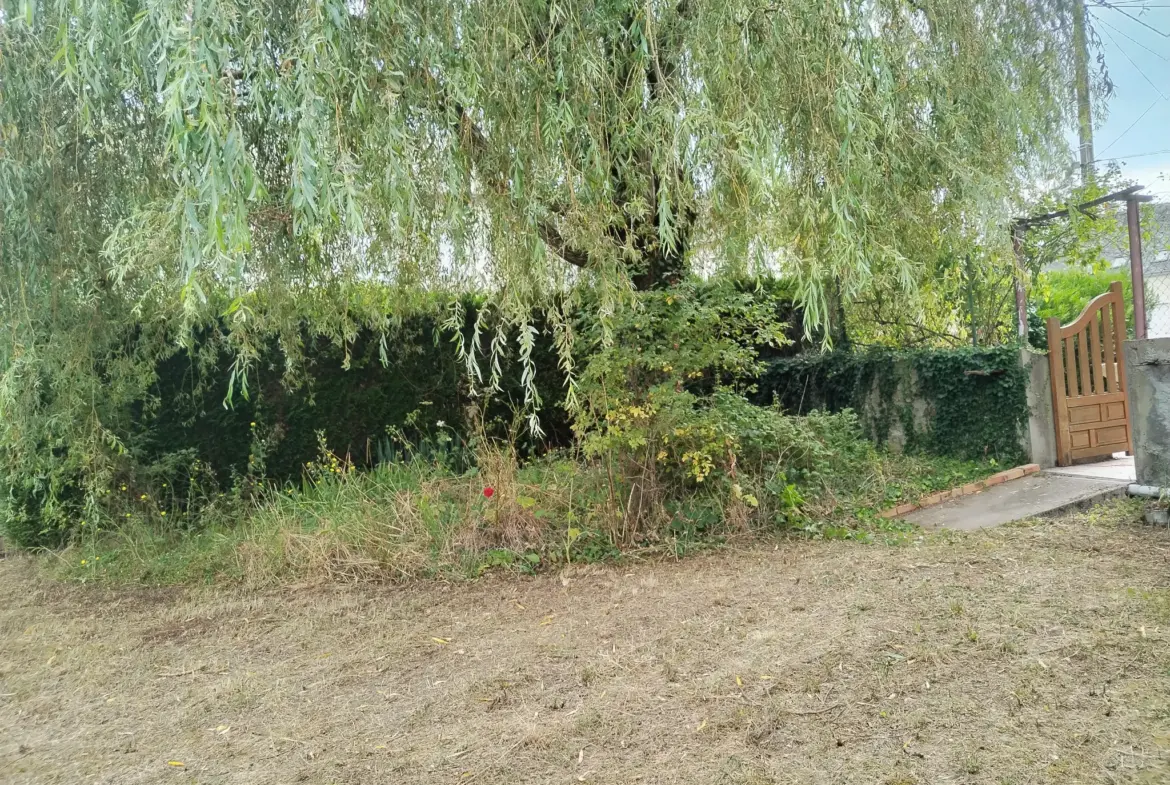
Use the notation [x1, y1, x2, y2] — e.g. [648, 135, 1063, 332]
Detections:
[864, 350, 1055, 467]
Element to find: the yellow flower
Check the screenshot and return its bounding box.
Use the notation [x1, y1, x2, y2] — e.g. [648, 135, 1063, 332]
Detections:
[140, 494, 148, 500]
[250, 421, 256, 428]
[80, 559, 87, 565]
[160, 511, 167, 517]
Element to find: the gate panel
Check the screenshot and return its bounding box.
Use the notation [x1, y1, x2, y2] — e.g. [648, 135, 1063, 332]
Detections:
[1045, 281, 1132, 466]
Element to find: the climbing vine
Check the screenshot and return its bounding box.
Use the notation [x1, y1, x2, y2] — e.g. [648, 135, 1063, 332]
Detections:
[758, 346, 1028, 464]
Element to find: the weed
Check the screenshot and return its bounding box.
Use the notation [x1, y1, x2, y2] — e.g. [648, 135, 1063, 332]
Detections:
[44, 399, 1002, 587]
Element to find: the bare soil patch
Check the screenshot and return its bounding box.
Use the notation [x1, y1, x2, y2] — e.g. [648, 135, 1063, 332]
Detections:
[3, 501, 1170, 784]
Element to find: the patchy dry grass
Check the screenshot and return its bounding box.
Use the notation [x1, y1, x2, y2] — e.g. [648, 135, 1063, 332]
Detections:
[3, 500, 1170, 784]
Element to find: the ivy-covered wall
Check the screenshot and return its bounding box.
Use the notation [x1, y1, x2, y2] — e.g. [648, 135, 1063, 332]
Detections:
[756, 346, 1029, 464]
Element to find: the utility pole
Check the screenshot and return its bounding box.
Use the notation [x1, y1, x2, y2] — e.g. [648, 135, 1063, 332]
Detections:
[1011, 0, 1094, 342]
[965, 254, 978, 347]
[1072, 0, 1095, 183]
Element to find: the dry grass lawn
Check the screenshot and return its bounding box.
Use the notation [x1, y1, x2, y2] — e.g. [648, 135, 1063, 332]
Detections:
[3, 501, 1170, 784]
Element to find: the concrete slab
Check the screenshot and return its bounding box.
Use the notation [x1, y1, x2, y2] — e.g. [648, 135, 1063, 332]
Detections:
[1047, 455, 1136, 483]
[899, 473, 1127, 531]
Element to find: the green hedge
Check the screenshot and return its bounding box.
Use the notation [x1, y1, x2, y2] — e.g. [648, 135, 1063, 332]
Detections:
[134, 280, 813, 487]
[2, 311, 572, 549]
[132, 312, 574, 487]
[756, 346, 1028, 464]
[2, 279, 814, 549]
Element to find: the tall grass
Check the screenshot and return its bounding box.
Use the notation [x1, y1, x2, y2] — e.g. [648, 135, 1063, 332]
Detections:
[57, 446, 604, 585]
[51, 427, 1004, 586]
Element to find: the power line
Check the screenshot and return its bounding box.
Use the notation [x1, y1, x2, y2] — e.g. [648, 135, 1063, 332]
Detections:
[1096, 147, 1170, 162]
[1088, 2, 1170, 156]
[1093, 13, 1170, 61]
[1097, 98, 1162, 155]
[1097, 23, 1170, 99]
[1090, 0, 1170, 37]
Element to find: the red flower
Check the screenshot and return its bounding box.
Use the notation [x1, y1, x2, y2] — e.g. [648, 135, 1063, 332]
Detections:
[483, 486, 495, 499]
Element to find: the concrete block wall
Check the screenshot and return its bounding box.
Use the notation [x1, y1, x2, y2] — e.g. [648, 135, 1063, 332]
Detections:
[1124, 338, 1170, 487]
[1020, 348, 1057, 469]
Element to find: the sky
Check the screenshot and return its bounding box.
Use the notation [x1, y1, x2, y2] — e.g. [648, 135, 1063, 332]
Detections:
[1086, 1, 1170, 199]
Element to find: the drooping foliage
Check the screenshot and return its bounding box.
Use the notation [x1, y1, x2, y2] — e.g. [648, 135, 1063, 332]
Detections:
[0, 0, 1085, 543]
[4, 0, 1083, 322]
[845, 166, 1143, 348]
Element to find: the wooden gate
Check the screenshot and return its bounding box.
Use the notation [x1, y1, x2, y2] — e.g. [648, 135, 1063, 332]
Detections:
[1046, 281, 1132, 466]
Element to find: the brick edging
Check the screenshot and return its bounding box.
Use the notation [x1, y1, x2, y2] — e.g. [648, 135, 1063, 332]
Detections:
[878, 464, 1041, 519]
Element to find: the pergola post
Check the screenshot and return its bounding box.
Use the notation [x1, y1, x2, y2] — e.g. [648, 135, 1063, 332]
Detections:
[1012, 223, 1028, 340]
[1012, 184, 1153, 342]
[1127, 197, 1147, 340]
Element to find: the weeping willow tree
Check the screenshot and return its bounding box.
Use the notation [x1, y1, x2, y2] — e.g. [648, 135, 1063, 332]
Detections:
[0, 0, 1083, 537]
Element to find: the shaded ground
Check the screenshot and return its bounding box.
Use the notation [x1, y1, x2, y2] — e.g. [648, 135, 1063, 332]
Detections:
[3, 501, 1170, 785]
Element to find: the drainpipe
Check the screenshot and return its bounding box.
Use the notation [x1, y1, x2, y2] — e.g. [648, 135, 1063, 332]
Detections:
[1128, 484, 1167, 498]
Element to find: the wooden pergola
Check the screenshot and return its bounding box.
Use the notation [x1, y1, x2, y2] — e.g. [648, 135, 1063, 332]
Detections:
[1011, 184, 1155, 340]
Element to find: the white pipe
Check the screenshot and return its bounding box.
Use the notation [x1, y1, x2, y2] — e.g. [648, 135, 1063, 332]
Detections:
[1128, 484, 1168, 498]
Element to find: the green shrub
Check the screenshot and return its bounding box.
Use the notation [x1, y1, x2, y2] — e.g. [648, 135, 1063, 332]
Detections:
[1028, 268, 1138, 349]
[130, 282, 808, 503]
[3, 274, 919, 561]
[570, 282, 873, 542]
[1, 468, 85, 550]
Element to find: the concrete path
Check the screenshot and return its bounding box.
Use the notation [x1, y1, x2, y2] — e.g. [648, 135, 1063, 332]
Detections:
[1047, 454, 1136, 483]
[900, 470, 1128, 531]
